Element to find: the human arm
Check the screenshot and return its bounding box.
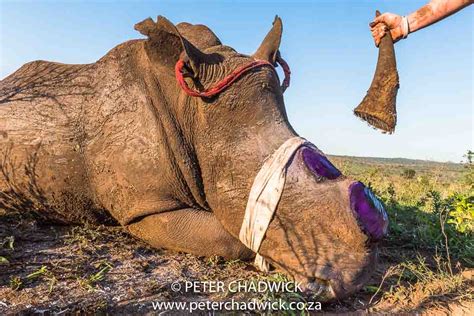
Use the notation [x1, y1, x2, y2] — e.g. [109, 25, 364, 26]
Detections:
[370, 0, 473, 46]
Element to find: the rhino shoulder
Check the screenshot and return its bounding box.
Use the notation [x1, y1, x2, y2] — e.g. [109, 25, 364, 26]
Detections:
[97, 39, 145, 65]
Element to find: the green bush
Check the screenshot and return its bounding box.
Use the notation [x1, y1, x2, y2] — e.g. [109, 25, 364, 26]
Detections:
[384, 190, 474, 267]
[447, 193, 473, 234]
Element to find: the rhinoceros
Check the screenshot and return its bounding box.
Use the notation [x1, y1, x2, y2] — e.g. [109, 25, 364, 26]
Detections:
[0, 16, 388, 300]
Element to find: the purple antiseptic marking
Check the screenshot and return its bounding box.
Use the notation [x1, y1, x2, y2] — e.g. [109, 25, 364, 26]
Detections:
[302, 147, 342, 180]
[349, 181, 389, 241]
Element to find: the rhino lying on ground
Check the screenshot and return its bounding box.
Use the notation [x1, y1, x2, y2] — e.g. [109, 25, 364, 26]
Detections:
[0, 16, 388, 300]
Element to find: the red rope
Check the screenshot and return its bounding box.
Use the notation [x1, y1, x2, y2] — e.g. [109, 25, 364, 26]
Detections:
[276, 54, 291, 93]
[175, 55, 291, 98]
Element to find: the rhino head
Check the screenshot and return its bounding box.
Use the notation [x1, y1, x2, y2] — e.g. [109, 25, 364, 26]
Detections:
[135, 16, 388, 300]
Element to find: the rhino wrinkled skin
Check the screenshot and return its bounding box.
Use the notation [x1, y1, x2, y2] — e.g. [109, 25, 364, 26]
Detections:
[0, 16, 386, 300]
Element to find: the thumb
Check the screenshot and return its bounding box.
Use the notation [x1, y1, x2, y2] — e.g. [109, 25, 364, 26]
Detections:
[369, 13, 387, 27]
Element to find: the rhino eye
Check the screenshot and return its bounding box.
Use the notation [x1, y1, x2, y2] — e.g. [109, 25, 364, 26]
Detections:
[302, 148, 341, 180]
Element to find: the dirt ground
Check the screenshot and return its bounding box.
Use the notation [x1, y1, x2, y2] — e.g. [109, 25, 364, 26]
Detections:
[0, 211, 472, 315]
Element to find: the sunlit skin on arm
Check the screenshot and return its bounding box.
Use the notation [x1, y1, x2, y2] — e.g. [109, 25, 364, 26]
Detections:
[369, 0, 473, 46]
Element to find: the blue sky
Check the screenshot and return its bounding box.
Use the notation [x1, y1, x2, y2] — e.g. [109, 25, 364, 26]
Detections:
[1, 0, 472, 162]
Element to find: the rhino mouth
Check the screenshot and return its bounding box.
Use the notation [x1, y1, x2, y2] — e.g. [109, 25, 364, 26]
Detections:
[298, 270, 369, 301]
[301, 277, 336, 299]
[266, 259, 338, 300]
[267, 250, 376, 301]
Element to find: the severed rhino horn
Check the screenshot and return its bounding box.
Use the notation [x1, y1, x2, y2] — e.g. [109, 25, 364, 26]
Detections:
[354, 10, 399, 134]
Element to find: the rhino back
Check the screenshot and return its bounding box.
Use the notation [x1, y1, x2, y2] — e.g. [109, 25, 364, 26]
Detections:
[0, 60, 113, 223]
[0, 40, 201, 225]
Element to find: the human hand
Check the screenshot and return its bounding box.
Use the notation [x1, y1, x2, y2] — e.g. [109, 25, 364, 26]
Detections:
[369, 12, 405, 47]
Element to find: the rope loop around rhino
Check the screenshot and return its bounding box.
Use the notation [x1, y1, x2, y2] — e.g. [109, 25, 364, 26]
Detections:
[175, 54, 291, 98]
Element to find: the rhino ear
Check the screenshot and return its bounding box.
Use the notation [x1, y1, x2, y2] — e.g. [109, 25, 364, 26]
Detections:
[253, 16, 283, 64]
[134, 18, 157, 37]
[134, 16, 205, 73]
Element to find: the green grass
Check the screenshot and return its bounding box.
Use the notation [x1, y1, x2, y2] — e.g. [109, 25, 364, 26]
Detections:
[374, 255, 468, 311]
[26, 265, 57, 293]
[78, 261, 114, 291]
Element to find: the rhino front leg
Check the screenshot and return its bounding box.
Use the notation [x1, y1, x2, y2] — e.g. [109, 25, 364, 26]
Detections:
[126, 209, 253, 260]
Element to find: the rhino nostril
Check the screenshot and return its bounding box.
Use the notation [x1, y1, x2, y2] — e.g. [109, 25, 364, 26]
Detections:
[349, 181, 388, 241]
[302, 147, 341, 180]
